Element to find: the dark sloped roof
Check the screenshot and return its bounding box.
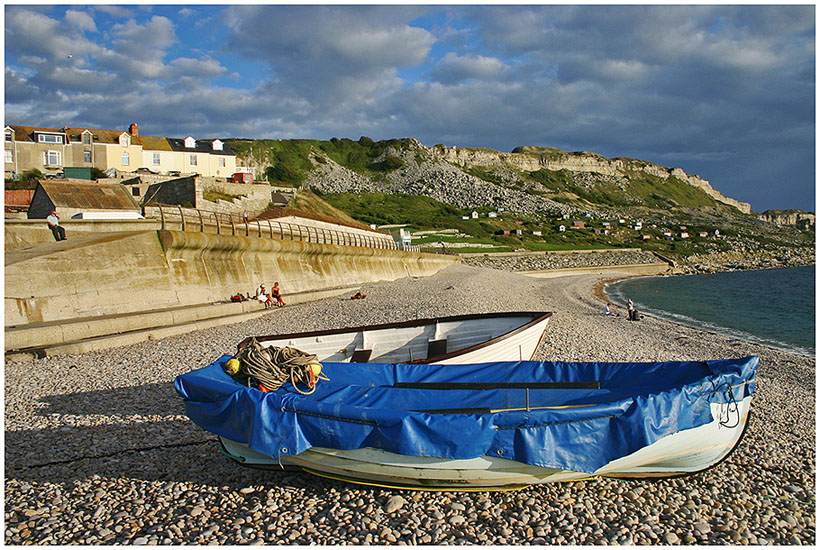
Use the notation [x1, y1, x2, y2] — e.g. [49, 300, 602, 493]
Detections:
[37, 181, 140, 210]
[167, 137, 233, 155]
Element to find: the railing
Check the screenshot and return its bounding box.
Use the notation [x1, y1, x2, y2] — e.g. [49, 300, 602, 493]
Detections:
[143, 204, 397, 249]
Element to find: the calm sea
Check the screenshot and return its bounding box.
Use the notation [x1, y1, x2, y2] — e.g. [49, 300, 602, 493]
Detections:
[606, 265, 815, 356]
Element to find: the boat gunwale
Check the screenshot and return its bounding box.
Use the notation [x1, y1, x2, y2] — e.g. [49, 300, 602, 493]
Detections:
[236, 311, 553, 364]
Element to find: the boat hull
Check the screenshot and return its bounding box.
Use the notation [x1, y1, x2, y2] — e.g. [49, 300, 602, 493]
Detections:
[238, 311, 552, 364]
[218, 397, 752, 489]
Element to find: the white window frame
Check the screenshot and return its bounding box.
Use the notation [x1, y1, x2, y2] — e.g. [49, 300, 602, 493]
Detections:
[38, 134, 63, 144]
[189, 154, 197, 166]
[83, 151, 92, 163]
[5, 131, 12, 142]
[82, 133, 92, 144]
[44, 150, 62, 166]
[122, 152, 130, 166]
[119, 134, 130, 147]
[152, 152, 160, 165]
[218, 157, 225, 167]
[5, 149, 13, 163]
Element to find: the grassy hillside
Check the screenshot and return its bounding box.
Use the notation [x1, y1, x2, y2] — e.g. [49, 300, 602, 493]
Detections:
[286, 190, 373, 230]
[226, 137, 412, 185]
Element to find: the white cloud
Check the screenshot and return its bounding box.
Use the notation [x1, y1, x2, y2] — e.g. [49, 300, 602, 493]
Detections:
[170, 57, 230, 79]
[65, 9, 97, 33]
[111, 15, 177, 58]
[93, 5, 133, 19]
[432, 52, 508, 83]
[224, 5, 435, 105]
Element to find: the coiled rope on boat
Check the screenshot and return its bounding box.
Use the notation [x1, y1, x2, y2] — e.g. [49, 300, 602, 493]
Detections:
[232, 338, 327, 394]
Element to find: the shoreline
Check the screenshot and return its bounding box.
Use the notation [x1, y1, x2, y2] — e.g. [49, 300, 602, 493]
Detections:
[4, 263, 815, 545]
[600, 265, 815, 358]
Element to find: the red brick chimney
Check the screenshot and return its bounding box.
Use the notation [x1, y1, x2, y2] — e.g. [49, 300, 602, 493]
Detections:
[129, 122, 139, 136]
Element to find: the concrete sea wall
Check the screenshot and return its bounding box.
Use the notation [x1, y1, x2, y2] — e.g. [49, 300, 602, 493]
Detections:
[5, 230, 459, 326]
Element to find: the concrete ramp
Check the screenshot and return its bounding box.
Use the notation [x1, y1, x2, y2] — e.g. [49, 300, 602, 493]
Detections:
[5, 229, 459, 333]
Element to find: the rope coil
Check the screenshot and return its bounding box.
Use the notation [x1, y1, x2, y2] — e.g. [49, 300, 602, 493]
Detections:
[233, 338, 327, 394]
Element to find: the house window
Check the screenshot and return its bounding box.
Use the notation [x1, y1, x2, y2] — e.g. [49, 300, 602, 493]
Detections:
[152, 153, 160, 165]
[122, 152, 130, 165]
[189, 155, 197, 166]
[5, 149, 12, 163]
[218, 157, 225, 167]
[120, 135, 130, 147]
[82, 133, 91, 144]
[44, 150, 62, 166]
[83, 151, 92, 163]
[132, 187, 141, 197]
[5, 131, 12, 142]
[38, 134, 63, 144]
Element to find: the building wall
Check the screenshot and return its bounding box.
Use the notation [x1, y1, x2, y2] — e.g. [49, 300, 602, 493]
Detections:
[206, 154, 237, 178]
[102, 143, 144, 172]
[141, 149, 184, 174]
[9, 141, 68, 176]
[6, 126, 239, 179]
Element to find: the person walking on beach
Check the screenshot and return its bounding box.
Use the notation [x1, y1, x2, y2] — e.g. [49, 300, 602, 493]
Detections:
[46, 209, 66, 241]
[627, 299, 635, 321]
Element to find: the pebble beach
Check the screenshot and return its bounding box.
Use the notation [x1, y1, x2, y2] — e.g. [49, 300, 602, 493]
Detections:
[4, 263, 815, 545]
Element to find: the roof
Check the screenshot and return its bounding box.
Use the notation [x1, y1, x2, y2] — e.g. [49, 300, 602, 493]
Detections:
[8, 124, 233, 155]
[62, 127, 174, 150]
[36, 181, 140, 211]
[9, 125, 67, 142]
[167, 137, 234, 155]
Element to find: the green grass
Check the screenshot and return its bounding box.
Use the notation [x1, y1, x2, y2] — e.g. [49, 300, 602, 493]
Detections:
[523, 168, 720, 209]
[225, 137, 413, 185]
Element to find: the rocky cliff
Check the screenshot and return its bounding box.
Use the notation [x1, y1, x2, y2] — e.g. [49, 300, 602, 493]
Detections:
[234, 137, 753, 218]
[758, 210, 815, 231]
[437, 145, 751, 214]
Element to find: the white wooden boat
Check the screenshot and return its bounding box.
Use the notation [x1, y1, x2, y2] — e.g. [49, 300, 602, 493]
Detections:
[176, 356, 758, 490]
[238, 311, 553, 364]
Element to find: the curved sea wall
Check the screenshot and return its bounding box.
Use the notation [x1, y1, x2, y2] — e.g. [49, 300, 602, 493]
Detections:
[5, 230, 459, 326]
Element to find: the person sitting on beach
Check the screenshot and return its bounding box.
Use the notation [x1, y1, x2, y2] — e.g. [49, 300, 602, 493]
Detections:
[271, 281, 285, 307]
[256, 284, 273, 308]
[351, 291, 367, 300]
[605, 303, 619, 317]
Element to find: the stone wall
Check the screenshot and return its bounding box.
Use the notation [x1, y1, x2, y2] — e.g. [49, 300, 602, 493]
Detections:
[5, 230, 460, 325]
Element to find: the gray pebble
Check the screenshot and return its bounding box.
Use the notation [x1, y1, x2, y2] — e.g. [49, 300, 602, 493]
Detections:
[3, 265, 815, 545]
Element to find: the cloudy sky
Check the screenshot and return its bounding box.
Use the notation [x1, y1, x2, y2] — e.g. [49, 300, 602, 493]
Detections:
[4, 4, 815, 212]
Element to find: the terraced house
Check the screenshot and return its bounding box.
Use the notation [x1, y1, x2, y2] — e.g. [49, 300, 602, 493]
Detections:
[4, 123, 237, 179]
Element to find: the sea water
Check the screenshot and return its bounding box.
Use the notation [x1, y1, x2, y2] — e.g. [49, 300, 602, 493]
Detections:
[606, 265, 815, 356]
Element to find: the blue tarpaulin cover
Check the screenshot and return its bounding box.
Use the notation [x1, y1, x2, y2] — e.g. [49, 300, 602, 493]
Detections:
[175, 356, 757, 474]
